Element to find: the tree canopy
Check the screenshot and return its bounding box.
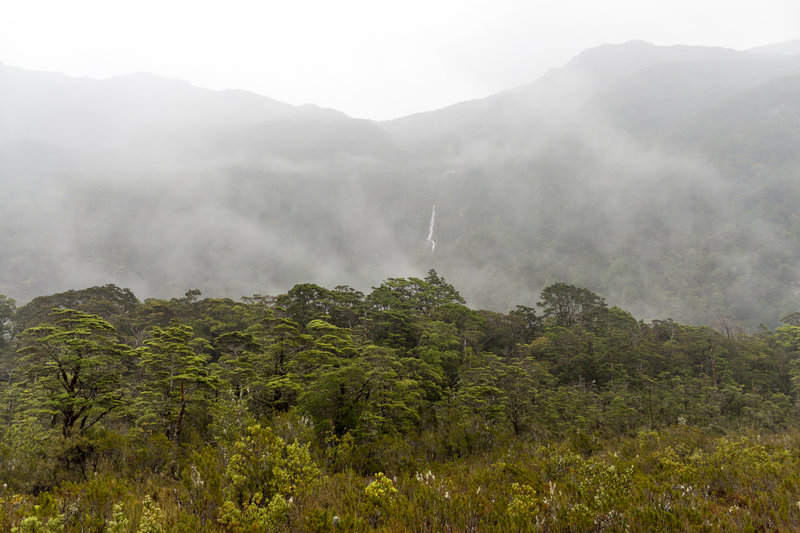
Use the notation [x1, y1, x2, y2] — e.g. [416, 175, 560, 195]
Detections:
[1, 274, 800, 530]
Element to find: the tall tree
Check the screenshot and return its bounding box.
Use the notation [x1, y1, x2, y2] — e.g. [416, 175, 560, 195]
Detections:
[136, 323, 214, 441]
[538, 282, 607, 329]
[17, 309, 129, 438]
[14, 285, 139, 337]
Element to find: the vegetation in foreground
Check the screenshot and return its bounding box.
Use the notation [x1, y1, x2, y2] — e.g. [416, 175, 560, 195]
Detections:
[2, 272, 800, 531]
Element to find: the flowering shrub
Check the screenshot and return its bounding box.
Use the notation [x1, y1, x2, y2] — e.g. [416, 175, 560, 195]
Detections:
[507, 483, 539, 523]
[219, 424, 319, 531]
[364, 472, 397, 508]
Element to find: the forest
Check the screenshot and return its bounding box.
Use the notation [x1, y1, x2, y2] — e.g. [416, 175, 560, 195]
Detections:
[2, 272, 800, 531]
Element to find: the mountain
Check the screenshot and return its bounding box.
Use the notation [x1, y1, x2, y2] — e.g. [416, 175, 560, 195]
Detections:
[0, 63, 393, 159]
[1, 40, 800, 328]
[377, 40, 800, 324]
[749, 38, 800, 56]
[382, 41, 800, 147]
[0, 63, 405, 302]
[0, 66, 285, 152]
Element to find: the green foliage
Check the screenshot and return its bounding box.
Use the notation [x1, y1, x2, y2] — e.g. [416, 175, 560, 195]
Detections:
[11, 515, 64, 533]
[17, 309, 129, 438]
[0, 413, 58, 492]
[364, 472, 397, 507]
[5, 277, 800, 530]
[538, 283, 607, 329]
[0, 294, 16, 350]
[506, 483, 539, 526]
[135, 323, 214, 441]
[365, 271, 465, 349]
[363, 472, 397, 527]
[220, 424, 320, 531]
[14, 285, 139, 342]
[106, 503, 129, 533]
[136, 496, 165, 533]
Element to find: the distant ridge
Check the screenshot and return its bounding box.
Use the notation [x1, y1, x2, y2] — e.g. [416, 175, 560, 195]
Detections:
[749, 38, 800, 56]
[2, 40, 800, 328]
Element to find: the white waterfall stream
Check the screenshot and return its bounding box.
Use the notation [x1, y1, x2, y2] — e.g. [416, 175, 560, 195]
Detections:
[426, 204, 436, 254]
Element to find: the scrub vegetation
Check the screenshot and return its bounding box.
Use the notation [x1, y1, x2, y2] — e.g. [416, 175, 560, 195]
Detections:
[2, 275, 800, 531]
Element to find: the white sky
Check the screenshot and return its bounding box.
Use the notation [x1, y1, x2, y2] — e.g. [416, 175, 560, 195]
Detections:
[1, 0, 798, 120]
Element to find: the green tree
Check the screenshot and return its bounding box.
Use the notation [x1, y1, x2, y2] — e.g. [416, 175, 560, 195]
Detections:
[366, 270, 465, 317]
[135, 323, 214, 441]
[497, 356, 554, 436]
[220, 424, 319, 531]
[17, 309, 129, 438]
[276, 283, 334, 326]
[365, 271, 466, 349]
[0, 294, 16, 350]
[538, 282, 607, 329]
[14, 285, 139, 341]
[212, 330, 263, 400]
[257, 315, 312, 413]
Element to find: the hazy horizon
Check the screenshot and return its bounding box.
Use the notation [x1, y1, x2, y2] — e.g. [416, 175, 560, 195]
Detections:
[2, 0, 798, 119]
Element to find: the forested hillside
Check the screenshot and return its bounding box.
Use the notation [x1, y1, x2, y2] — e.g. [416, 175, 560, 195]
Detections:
[2, 276, 800, 530]
[2, 41, 800, 328]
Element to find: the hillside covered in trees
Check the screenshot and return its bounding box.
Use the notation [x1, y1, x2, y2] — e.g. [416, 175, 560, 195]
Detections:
[3, 40, 800, 328]
[2, 275, 800, 530]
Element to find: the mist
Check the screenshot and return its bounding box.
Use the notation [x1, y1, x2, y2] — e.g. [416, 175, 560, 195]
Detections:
[1, 39, 799, 329]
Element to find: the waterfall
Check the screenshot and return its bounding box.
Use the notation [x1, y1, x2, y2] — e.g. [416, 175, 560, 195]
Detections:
[426, 204, 436, 254]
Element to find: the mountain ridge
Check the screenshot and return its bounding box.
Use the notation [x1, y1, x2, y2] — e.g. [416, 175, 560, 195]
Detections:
[2, 40, 800, 329]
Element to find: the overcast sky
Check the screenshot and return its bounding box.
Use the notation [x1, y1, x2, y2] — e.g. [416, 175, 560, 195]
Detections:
[1, 0, 798, 120]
